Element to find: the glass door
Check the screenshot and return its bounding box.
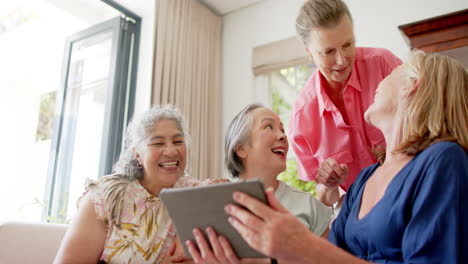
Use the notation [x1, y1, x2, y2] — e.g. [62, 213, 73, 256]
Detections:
[45, 16, 138, 222]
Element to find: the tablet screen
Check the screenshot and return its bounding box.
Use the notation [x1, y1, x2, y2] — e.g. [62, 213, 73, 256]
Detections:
[160, 179, 267, 259]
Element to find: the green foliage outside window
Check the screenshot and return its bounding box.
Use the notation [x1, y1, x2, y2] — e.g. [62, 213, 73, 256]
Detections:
[270, 64, 317, 196]
[278, 159, 317, 196]
[36, 91, 56, 141]
[271, 88, 291, 116]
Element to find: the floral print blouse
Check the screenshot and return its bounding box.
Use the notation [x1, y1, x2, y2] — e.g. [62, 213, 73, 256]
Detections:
[83, 175, 204, 263]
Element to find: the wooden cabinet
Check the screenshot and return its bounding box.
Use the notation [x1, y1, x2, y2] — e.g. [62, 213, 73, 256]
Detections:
[398, 9, 468, 53]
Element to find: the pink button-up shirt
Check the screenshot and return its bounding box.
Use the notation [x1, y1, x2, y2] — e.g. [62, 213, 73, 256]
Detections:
[288, 47, 401, 191]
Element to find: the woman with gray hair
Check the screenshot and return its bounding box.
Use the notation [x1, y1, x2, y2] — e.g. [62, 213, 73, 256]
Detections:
[55, 104, 201, 264]
[225, 104, 331, 233]
[290, 0, 402, 208]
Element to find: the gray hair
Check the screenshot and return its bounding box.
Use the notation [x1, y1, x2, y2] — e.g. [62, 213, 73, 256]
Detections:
[112, 104, 190, 180]
[296, 0, 352, 45]
[225, 103, 264, 177]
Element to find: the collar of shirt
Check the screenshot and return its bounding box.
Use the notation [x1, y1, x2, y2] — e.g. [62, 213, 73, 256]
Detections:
[315, 62, 362, 117]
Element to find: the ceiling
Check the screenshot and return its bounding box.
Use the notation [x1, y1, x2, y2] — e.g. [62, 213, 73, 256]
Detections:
[0, 0, 263, 31]
[0, 0, 117, 34]
[44, 0, 118, 24]
[198, 0, 264, 15]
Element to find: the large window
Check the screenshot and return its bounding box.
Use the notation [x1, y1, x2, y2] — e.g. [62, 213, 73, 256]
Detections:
[47, 17, 140, 222]
[256, 63, 318, 195]
[0, 0, 140, 223]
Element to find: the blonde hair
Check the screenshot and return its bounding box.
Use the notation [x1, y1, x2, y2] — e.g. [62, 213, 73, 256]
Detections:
[296, 0, 352, 45]
[396, 50, 468, 155]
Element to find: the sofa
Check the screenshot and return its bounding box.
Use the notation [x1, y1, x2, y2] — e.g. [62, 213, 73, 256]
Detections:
[0, 221, 68, 264]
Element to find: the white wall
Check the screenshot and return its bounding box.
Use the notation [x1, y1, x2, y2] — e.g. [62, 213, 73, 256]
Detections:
[347, 0, 467, 58]
[222, 0, 304, 132]
[113, 0, 466, 176]
[221, 0, 467, 135]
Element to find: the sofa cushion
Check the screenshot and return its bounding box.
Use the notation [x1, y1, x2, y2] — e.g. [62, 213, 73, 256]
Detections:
[0, 221, 67, 264]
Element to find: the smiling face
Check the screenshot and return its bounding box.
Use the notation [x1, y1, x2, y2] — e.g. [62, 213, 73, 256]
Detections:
[364, 65, 412, 126]
[135, 119, 187, 188]
[236, 108, 288, 178]
[306, 15, 356, 87]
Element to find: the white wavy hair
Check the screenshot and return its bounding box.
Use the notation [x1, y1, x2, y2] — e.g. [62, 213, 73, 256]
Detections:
[112, 104, 190, 180]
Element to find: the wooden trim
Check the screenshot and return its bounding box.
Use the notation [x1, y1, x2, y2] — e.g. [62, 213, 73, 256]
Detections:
[419, 35, 468, 53]
[409, 25, 468, 49]
[398, 9, 468, 52]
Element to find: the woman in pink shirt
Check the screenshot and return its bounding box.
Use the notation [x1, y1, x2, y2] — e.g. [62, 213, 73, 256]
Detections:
[289, 0, 401, 206]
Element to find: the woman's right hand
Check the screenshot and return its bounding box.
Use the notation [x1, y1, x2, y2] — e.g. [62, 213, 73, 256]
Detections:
[315, 158, 348, 206]
[316, 158, 348, 189]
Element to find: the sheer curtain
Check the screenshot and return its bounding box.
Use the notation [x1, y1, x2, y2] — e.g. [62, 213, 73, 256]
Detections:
[152, 0, 222, 180]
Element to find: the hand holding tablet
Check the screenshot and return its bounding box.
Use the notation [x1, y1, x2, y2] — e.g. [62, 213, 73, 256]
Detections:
[160, 179, 267, 259]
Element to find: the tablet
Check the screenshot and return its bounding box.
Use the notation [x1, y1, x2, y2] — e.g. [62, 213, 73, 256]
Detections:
[160, 179, 267, 259]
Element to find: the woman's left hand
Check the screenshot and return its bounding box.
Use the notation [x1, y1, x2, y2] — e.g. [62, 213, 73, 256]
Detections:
[186, 227, 241, 264]
[225, 188, 313, 263]
[187, 227, 272, 264]
[207, 178, 231, 184]
[161, 237, 194, 264]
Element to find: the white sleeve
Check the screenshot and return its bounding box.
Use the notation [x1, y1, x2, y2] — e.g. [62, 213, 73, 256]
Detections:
[308, 196, 333, 235]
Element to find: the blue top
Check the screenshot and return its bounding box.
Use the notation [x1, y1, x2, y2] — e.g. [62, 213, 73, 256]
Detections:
[329, 141, 468, 263]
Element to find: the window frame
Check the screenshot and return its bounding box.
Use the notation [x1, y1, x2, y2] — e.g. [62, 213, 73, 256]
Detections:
[43, 1, 141, 222]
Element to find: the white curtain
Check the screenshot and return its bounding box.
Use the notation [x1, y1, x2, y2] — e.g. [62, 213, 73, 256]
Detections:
[152, 0, 222, 180]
